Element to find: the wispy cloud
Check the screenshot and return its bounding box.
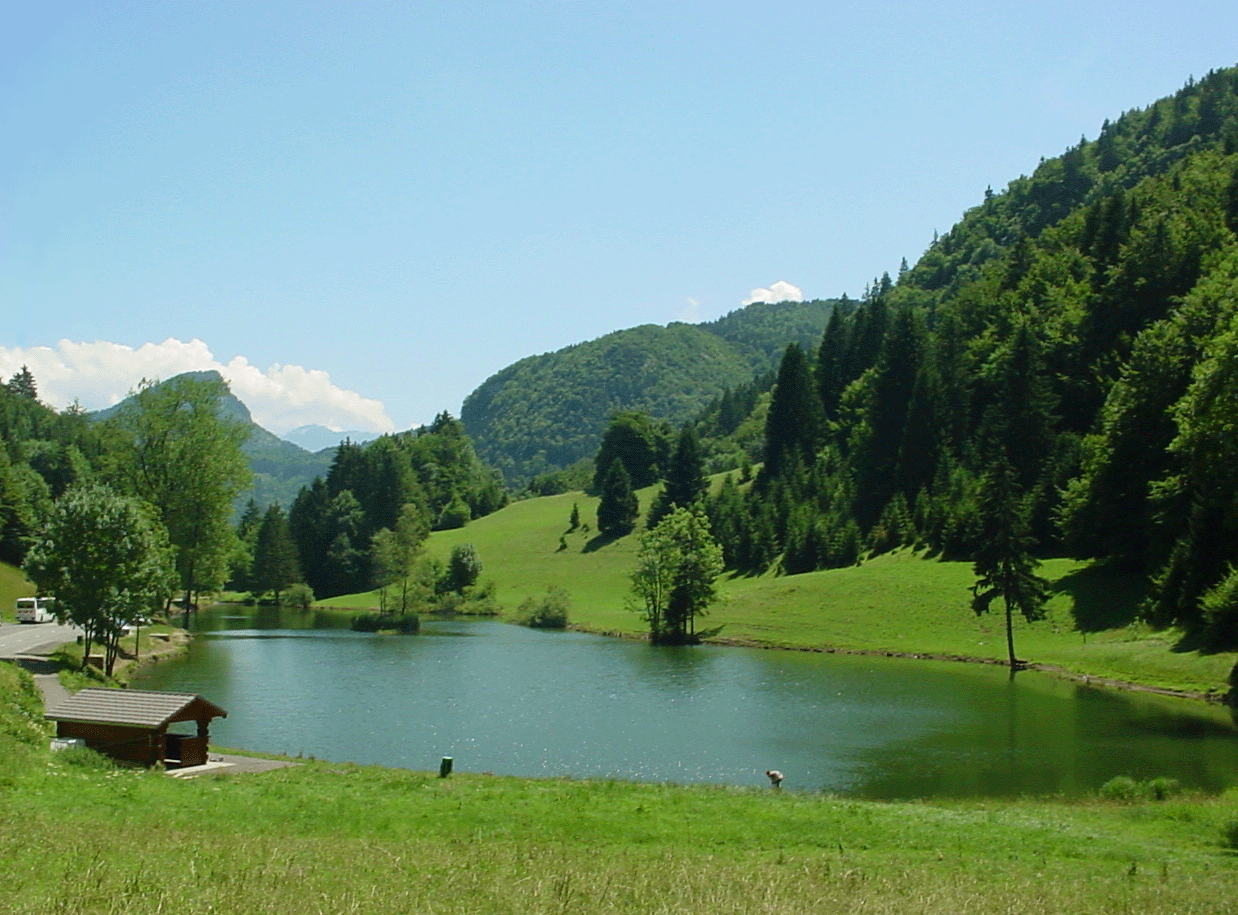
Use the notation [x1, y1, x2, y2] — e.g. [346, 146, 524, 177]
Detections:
[742, 281, 803, 305]
[0, 338, 395, 436]
[676, 297, 703, 323]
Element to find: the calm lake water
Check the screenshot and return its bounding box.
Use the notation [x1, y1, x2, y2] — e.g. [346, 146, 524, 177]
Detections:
[133, 607, 1238, 798]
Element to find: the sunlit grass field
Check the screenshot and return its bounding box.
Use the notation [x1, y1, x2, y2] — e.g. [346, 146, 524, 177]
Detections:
[320, 484, 1238, 696]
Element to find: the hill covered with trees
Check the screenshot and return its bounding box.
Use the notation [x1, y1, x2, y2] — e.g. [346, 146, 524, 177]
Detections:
[590, 65, 1238, 650]
[460, 298, 846, 484]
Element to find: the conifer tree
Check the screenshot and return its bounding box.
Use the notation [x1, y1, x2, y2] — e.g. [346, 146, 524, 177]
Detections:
[815, 307, 847, 421]
[252, 504, 301, 603]
[763, 343, 824, 480]
[5, 366, 38, 401]
[648, 425, 707, 527]
[970, 459, 1048, 671]
[596, 459, 639, 537]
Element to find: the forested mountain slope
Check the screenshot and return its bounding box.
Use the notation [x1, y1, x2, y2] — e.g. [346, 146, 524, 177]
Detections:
[460, 298, 844, 482]
[676, 65, 1238, 649]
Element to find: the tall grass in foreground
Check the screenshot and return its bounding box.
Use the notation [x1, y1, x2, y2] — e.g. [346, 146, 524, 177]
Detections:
[4, 757, 1238, 915]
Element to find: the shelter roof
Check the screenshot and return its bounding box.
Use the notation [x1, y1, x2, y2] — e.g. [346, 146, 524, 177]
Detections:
[45, 689, 227, 729]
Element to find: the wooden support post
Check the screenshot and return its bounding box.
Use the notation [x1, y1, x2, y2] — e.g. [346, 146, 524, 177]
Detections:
[439, 756, 453, 778]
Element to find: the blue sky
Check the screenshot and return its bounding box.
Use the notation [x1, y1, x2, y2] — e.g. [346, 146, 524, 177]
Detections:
[3, 1, 1236, 435]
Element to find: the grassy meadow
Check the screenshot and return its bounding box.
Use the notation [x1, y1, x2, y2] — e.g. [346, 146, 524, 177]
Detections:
[3, 659, 1238, 915]
[320, 484, 1237, 698]
[0, 561, 35, 623]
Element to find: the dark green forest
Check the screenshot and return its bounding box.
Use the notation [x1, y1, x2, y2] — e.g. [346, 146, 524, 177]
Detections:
[590, 66, 1238, 648]
[282, 412, 507, 598]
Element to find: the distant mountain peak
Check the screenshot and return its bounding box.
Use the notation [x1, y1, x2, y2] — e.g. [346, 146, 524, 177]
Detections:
[282, 424, 380, 453]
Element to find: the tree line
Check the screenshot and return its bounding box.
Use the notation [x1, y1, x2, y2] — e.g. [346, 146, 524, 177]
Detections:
[5, 373, 250, 673]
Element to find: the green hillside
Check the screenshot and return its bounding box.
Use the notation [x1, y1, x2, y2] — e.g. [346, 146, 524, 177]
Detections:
[0, 562, 34, 623]
[460, 299, 842, 483]
[320, 486, 1238, 697]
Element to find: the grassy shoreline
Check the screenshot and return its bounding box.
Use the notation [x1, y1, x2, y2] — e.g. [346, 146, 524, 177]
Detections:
[310, 488, 1238, 702]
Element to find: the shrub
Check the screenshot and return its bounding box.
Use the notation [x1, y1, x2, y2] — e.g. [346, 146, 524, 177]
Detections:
[1098, 775, 1182, 802]
[55, 745, 118, 771]
[1148, 777, 1181, 801]
[436, 497, 472, 531]
[1099, 776, 1141, 801]
[517, 586, 571, 629]
[351, 613, 420, 633]
[283, 582, 315, 610]
[1223, 817, 1238, 851]
[439, 544, 482, 595]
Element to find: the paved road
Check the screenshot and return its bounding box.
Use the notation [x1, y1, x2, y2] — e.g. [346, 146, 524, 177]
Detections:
[0, 620, 81, 711]
[0, 620, 80, 660]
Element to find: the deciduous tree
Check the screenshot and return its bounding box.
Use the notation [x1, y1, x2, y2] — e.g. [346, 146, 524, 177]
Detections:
[630, 507, 723, 645]
[103, 374, 250, 623]
[24, 484, 174, 676]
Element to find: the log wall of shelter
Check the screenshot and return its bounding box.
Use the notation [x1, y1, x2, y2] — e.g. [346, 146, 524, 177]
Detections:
[56, 721, 164, 767]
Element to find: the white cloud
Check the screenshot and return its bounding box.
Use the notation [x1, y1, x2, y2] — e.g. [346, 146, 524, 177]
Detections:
[677, 297, 703, 323]
[0, 338, 396, 436]
[742, 280, 804, 305]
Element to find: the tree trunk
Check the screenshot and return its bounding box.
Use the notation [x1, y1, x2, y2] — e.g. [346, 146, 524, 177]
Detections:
[1004, 596, 1019, 671]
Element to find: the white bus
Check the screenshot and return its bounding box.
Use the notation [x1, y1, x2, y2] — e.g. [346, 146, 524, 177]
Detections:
[15, 597, 55, 624]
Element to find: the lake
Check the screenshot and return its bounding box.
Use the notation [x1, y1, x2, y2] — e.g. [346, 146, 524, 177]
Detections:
[133, 607, 1238, 798]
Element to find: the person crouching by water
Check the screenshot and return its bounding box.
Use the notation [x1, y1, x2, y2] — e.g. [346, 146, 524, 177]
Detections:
[765, 769, 783, 788]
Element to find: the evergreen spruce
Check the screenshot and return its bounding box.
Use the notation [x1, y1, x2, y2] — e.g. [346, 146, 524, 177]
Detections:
[762, 343, 824, 480]
[596, 459, 639, 537]
[970, 459, 1049, 670]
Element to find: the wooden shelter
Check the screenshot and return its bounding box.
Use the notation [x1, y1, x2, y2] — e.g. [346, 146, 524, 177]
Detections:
[46, 689, 227, 768]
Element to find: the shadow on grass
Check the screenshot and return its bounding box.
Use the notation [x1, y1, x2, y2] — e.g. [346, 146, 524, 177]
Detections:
[582, 531, 625, 553]
[1171, 629, 1211, 654]
[1050, 565, 1147, 633]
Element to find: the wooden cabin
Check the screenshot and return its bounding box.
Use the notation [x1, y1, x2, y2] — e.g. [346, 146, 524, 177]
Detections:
[46, 689, 227, 769]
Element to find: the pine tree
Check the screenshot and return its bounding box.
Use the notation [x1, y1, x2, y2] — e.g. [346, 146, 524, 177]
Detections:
[252, 504, 301, 603]
[852, 304, 926, 529]
[596, 459, 639, 537]
[763, 343, 824, 480]
[5, 366, 38, 401]
[648, 425, 707, 527]
[815, 307, 847, 421]
[970, 459, 1049, 670]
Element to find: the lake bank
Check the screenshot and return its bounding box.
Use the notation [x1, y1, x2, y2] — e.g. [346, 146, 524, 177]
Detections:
[4, 730, 1238, 915]
[136, 613, 1238, 799]
[574, 620, 1238, 705]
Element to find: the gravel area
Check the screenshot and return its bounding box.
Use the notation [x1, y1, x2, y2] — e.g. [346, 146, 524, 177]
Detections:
[168, 754, 300, 777]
